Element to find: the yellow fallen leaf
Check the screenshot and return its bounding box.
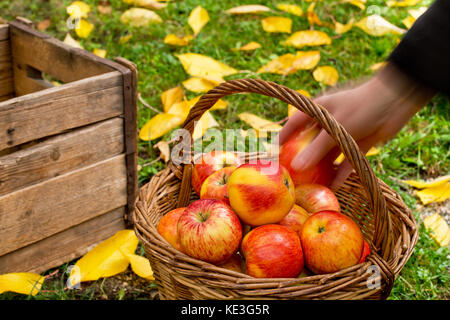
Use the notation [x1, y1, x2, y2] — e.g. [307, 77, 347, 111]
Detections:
[161, 86, 184, 113]
[188, 5, 210, 35]
[403, 175, 450, 189]
[261, 16, 292, 33]
[119, 34, 133, 44]
[387, 0, 421, 7]
[234, 41, 262, 51]
[63, 33, 83, 49]
[409, 7, 428, 19]
[139, 113, 183, 141]
[335, 18, 354, 34]
[416, 184, 450, 205]
[355, 15, 406, 36]
[124, 253, 155, 280]
[123, 0, 167, 10]
[0, 273, 44, 296]
[68, 230, 139, 287]
[93, 48, 106, 58]
[74, 19, 94, 38]
[176, 53, 238, 81]
[67, 1, 91, 19]
[288, 89, 311, 117]
[334, 146, 380, 165]
[226, 5, 271, 15]
[313, 66, 339, 86]
[120, 8, 162, 27]
[167, 100, 191, 121]
[423, 214, 450, 247]
[258, 51, 321, 74]
[210, 99, 228, 110]
[182, 77, 219, 93]
[277, 4, 303, 16]
[402, 16, 416, 29]
[238, 112, 282, 138]
[370, 61, 387, 71]
[193, 111, 219, 140]
[282, 30, 331, 48]
[342, 0, 366, 10]
[307, 3, 326, 27]
[164, 34, 193, 46]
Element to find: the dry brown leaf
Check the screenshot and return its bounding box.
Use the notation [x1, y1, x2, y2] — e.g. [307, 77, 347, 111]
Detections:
[188, 5, 210, 35]
[154, 140, 171, 162]
[313, 66, 339, 86]
[97, 4, 112, 15]
[226, 5, 271, 15]
[258, 51, 321, 74]
[261, 16, 292, 33]
[282, 30, 331, 48]
[37, 19, 51, 31]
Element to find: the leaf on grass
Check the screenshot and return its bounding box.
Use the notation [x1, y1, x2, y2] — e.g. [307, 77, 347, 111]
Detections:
[334, 146, 380, 165]
[387, 0, 421, 7]
[37, 19, 51, 31]
[423, 214, 450, 247]
[226, 5, 271, 15]
[68, 230, 139, 287]
[139, 113, 183, 141]
[188, 5, 210, 35]
[124, 253, 155, 280]
[277, 4, 303, 16]
[176, 53, 238, 82]
[262, 16, 292, 33]
[75, 19, 94, 38]
[193, 111, 219, 140]
[161, 86, 184, 113]
[63, 33, 83, 49]
[120, 8, 162, 27]
[210, 99, 228, 110]
[402, 7, 428, 29]
[355, 15, 406, 36]
[313, 66, 339, 86]
[97, 4, 112, 15]
[258, 51, 321, 74]
[238, 112, 282, 138]
[335, 18, 354, 34]
[403, 175, 450, 189]
[154, 141, 171, 162]
[233, 41, 262, 51]
[182, 77, 219, 93]
[164, 34, 193, 46]
[288, 89, 311, 117]
[282, 30, 331, 48]
[119, 34, 133, 44]
[370, 61, 387, 71]
[402, 16, 416, 29]
[67, 1, 91, 19]
[0, 273, 44, 296]
[307, 3, 326, 27]
[403, 175, 450, 205]
[123, 0, 167, 10]
[93, 48, 106, 58]
[341, 0, 366, 10]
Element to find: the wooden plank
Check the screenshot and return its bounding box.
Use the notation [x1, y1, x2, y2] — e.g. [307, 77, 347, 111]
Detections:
[0, 25, 8, 41]
[0, 155, 128, 256]
[0, 38, 13, 98]
[0, 207, 126, 274]
[0, 117, 124, 196]
[0, 71, 124, 151]
[9, 22, 114, 91]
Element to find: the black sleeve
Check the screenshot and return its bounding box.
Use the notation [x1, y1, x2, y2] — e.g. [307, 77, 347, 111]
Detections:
[388, 0, 450, 96]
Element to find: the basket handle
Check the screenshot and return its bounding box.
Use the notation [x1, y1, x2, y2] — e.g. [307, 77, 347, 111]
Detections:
[174, 78, 393, 258]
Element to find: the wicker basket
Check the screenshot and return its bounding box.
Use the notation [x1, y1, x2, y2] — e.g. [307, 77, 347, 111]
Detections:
[133, 79, 418, 300]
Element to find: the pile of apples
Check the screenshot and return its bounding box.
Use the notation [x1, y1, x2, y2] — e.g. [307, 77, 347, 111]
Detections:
[157, 127, 370, 278]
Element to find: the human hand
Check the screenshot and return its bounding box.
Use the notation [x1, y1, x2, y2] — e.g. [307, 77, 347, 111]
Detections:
[278, 63, 435, 190]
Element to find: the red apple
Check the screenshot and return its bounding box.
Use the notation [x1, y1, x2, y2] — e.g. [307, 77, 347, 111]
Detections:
[191, 151, 243, 195]
[218, 253, 244, 273]
[300, 211, 364, 274]
[156, 207, 186, 252]
[359, 240, 371, 263]
[200, 166, 236, 205]
[278, 204, 310, 236]
[241, 224, 304, 278]
[227, 161, 295, 226]
[279, 126, 336, 186]
[294, 183, 340, 214]
[177, 199, 243, 264]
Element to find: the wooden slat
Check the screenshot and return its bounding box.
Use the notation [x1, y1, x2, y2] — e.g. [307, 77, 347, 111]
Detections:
[0, 25, 8, 41]
[0, 71, 124, 151]
[0, 117, 124, 196]
[9, 21, 114, 95]
[0, 37, 13, 99]
[0, 155, 127, 256]
[0, 207, 126, 274]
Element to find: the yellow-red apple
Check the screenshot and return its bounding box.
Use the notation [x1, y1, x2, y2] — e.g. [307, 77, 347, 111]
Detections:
[359, 240, 371, 263]
[241, 224, 304, 278]
[200, 166, 236, 205]
[300, 211, 364, 274]
[227, 161, 295, 226]
[278, 204, 310, 236]
[294, 183, 340, 214]
[156, 207, 186, 252]
[177, 199, 242, 264]
[191, 151, 243, 195]
[279, 126, 336, 186]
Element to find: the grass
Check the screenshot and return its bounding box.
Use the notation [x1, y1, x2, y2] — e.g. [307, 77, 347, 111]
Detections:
[0, 0, 448, 300]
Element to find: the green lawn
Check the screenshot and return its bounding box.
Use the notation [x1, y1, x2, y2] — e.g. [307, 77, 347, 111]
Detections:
[0, 0, 448, 300]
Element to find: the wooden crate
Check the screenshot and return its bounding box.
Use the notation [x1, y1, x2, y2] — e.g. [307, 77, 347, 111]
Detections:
[0, 19, 138, 274]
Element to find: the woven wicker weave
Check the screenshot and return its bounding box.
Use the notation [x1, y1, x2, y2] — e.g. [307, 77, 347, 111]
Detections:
[133, 79, 418, 300]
